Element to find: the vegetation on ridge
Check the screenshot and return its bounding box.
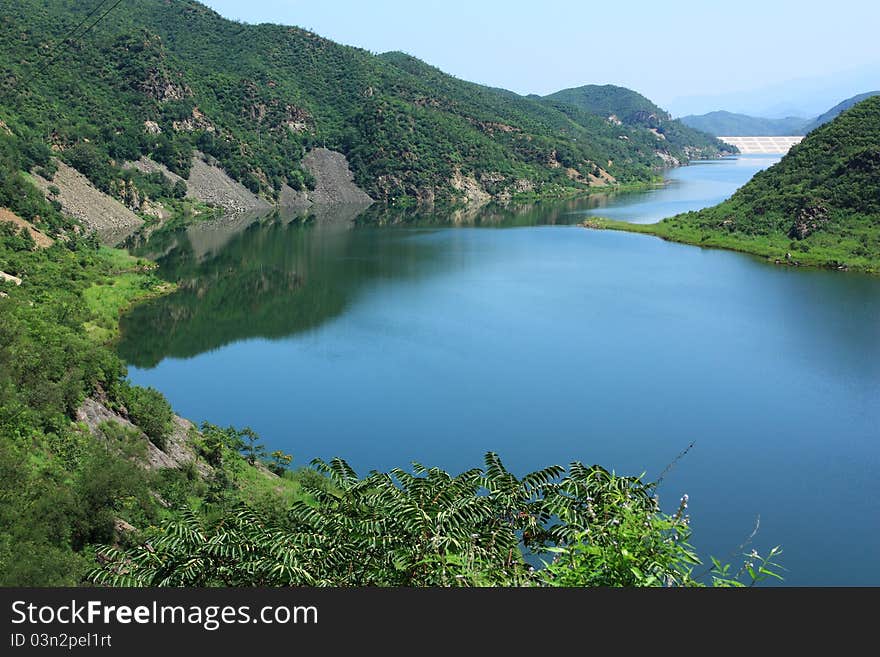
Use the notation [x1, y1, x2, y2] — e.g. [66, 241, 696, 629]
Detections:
[543, 84, 735, 159]
[801, 91, 880, 134]
[3, 0, 727, 210]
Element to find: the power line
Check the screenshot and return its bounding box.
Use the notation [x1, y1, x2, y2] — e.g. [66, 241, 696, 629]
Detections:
[9, 0, 125, 95]
[13, 0, 112, 89]
[63, 0, 115, 44]
[82, 0, 126, 41]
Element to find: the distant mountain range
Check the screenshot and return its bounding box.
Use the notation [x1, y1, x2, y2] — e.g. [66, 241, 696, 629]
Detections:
[678, 112, 808, 136]
[680, 92, 880, 136]
[666, 63, 880, 118]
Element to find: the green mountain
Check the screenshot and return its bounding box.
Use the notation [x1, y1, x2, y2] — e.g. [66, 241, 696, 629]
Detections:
[0, 0, 731, 212]
[802, 91, 880, 133]
[679, 111, 808, 136]
[600, 96, 880, 272]
[543, 84, 735, 161]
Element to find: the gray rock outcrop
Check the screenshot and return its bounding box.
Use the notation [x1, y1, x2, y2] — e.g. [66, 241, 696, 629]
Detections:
[76, 397, 210, 477]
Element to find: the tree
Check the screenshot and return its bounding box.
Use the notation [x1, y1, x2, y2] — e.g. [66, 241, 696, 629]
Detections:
[269, 450, 293, 475]
[120, 385, 173, 449]
[171, 179, 187, 199]
[238, 427, 265, 465]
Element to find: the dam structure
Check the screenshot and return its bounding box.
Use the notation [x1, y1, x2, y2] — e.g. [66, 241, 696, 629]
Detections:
[719, 135, 804, 154]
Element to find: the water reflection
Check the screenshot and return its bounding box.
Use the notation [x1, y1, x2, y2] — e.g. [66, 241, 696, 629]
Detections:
[118, 205, 452, 367]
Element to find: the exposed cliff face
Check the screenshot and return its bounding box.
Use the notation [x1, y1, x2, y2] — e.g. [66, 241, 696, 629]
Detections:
[0, 270, 22, 286]
[39, 147, 370, 245]
[301, 148, 374, 205]
[130, 148, 371, 214]
[126, 155, 183, 183]
[127, 152, 271, 215]
[449, 170, 491, 207]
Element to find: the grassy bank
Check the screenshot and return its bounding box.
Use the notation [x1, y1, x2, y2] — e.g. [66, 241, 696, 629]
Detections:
[0, 147, 315, 584]
[82, 247, 176, 343]
[585, 216, 880, 273]
[595, 96, 880, 274]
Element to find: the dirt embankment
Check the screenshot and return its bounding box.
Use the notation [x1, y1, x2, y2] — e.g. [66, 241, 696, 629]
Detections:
[279, 147, 374, 208]
[33, 161, 143, 235]
[0, 208, 54, 247]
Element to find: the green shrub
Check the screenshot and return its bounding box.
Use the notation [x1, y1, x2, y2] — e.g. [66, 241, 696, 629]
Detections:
[88, 454, 784, 587]
[120, 384, 173, 450]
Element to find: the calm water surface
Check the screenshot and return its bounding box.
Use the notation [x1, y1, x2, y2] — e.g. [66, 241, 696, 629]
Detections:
[121, 157, 880, 585]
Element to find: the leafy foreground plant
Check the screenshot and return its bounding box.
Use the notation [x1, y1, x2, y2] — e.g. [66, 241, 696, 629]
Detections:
[89, 453, 782, 587]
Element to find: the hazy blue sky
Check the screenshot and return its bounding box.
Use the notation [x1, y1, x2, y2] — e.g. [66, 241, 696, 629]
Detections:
[202, 0, 880, 116]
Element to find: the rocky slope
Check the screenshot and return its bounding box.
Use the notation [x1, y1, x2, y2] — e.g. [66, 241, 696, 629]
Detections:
[185, 153, 273, 214]
[131, 147, 372, 213]
[283, 148, 374, 206]
[32, 161, 143, 238]
[76, 396, 206, 474]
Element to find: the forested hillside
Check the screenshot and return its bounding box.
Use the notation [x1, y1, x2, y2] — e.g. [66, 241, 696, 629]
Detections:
[597, 96, 880, 271]
[2, 0, 730, 210]
[543, 84, 734, 162]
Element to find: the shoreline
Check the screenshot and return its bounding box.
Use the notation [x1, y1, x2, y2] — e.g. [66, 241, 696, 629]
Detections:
[581, 217, 878, 275]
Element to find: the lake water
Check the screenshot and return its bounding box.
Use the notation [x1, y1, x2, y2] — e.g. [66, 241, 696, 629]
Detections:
[121, 157, 880, 586]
